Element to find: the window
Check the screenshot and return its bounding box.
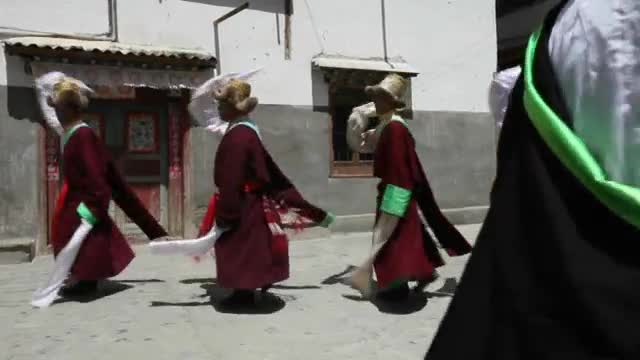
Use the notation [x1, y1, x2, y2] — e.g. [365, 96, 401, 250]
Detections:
[325, 69, 411, 178]
[330, 86, 377, 177]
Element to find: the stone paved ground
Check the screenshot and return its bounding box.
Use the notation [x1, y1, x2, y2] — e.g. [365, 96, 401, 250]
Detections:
[0, 225, 480, 360]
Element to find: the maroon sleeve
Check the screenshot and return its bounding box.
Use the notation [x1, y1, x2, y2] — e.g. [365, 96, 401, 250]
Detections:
[74, 128, 112, 222]
[108, 163, 168, 240]
[378, 122, 414, 190]
[273, 188, 328, 223]
[263, 151, 328, 223]
[214, 127, 255, 229]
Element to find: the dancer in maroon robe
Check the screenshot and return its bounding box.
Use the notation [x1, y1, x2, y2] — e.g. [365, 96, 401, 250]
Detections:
[39, 74, 168, 299]
[347, 74, 472, 301]
[197, 79, 334, 305]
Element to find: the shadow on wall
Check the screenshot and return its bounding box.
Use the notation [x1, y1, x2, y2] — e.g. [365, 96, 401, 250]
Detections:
[5, 56, 42, 125]
[0, 54, 43, 241]
[311, 66, 330, 113]
[180, 0, 285, 14]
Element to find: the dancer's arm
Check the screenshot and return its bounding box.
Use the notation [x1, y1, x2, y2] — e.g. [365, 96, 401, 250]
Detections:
[108, 161, 168, 241]
[73, 128, 112, 226]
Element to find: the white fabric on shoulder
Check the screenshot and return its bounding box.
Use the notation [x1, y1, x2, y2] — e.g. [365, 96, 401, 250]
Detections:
[488, 66, 521, 128]
[31, 219, 93, 308]
[548, 0, 640, 186]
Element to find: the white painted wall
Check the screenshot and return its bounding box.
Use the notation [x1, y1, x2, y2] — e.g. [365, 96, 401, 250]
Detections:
[0, 0, 110, 36]
[386, 0, 497, 112]
[1, 0, 496, 112]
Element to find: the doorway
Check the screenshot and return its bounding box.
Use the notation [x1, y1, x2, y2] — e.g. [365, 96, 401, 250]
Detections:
[43, 89, 187, 246]
[86, 99, 169, 241]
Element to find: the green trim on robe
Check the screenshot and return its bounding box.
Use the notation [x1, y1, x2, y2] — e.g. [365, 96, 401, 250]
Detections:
[380, 184, 412, 217]
[63, 123, 90, 148]
[319, 212, 336, 228]
[386, 278, 408, 290]
[523, 28, 640, 230]
[227, 118, 262, 140]
[77, 202, 98, 225]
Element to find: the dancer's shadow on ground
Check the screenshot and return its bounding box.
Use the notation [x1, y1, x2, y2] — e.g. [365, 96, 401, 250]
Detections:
[178, 278, 319, 290]
[118, 279, 165, 284]
[342, 292, 429, 315]
[321, 265, 358, 285]
[150, 278, 302, 315]
[423, 278, 458, 298]
[53, 280, 137, 304]
[340, 276, 459, 315]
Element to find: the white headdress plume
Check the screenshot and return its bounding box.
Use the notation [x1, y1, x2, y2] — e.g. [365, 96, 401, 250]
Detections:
[188, 68, 262, 136]
[35, 71, 94, 137]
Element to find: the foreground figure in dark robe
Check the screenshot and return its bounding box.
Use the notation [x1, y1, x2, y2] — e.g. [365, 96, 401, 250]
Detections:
[426, 1, 640, 358]
[31, 73, 168, 308]
[197, 78, 334, 306]
[346, 74, 471, 301]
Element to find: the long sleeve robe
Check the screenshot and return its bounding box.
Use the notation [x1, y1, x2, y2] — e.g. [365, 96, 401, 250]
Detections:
[373, 119, 471, 289]
[205, 122, 331, 290]
[51, 125, 167, 280]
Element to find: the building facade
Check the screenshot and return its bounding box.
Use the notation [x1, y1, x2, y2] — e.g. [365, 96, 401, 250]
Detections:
[0, 0, 497, 258]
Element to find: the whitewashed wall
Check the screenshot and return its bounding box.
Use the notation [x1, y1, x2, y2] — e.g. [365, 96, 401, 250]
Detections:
[0, 0, 110, 36]
[1, 0, 496, 111]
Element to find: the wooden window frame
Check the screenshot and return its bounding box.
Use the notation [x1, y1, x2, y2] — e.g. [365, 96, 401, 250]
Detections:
[328, 82, 375, 178]
[326, 70, 412, 178]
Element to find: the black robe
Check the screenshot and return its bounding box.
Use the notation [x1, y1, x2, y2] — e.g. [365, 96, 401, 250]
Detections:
[426, 3, 640, 359]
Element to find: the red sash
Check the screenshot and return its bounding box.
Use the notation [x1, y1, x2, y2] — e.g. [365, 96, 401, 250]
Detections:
[197, 182, 261, 237]
[197, 182, 289, 264]
[50, 181, 69, 247]
[197, 194, 219, 237]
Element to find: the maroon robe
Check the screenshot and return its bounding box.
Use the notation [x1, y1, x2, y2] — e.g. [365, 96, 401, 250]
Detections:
[51, 125, 167, 280]
[209, 124, 329, 290]
[373, 120, 471, 289]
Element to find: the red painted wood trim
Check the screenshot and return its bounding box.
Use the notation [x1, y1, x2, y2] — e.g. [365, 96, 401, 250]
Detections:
[168, 102, 186, 236]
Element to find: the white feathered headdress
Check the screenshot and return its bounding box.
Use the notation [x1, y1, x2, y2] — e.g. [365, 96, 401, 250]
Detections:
[35, 71, 94, 136]
[188, 68, 262, 135]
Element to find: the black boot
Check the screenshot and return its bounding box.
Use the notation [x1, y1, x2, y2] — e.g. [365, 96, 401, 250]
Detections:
[61, 280, 99, 297]
[221, 290, 255, 307]
[377, 283, 410, 301]
[413, 271, 440, 293]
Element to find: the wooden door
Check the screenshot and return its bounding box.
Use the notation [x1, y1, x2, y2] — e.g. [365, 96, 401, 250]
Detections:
[85, 100, 169, 242]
